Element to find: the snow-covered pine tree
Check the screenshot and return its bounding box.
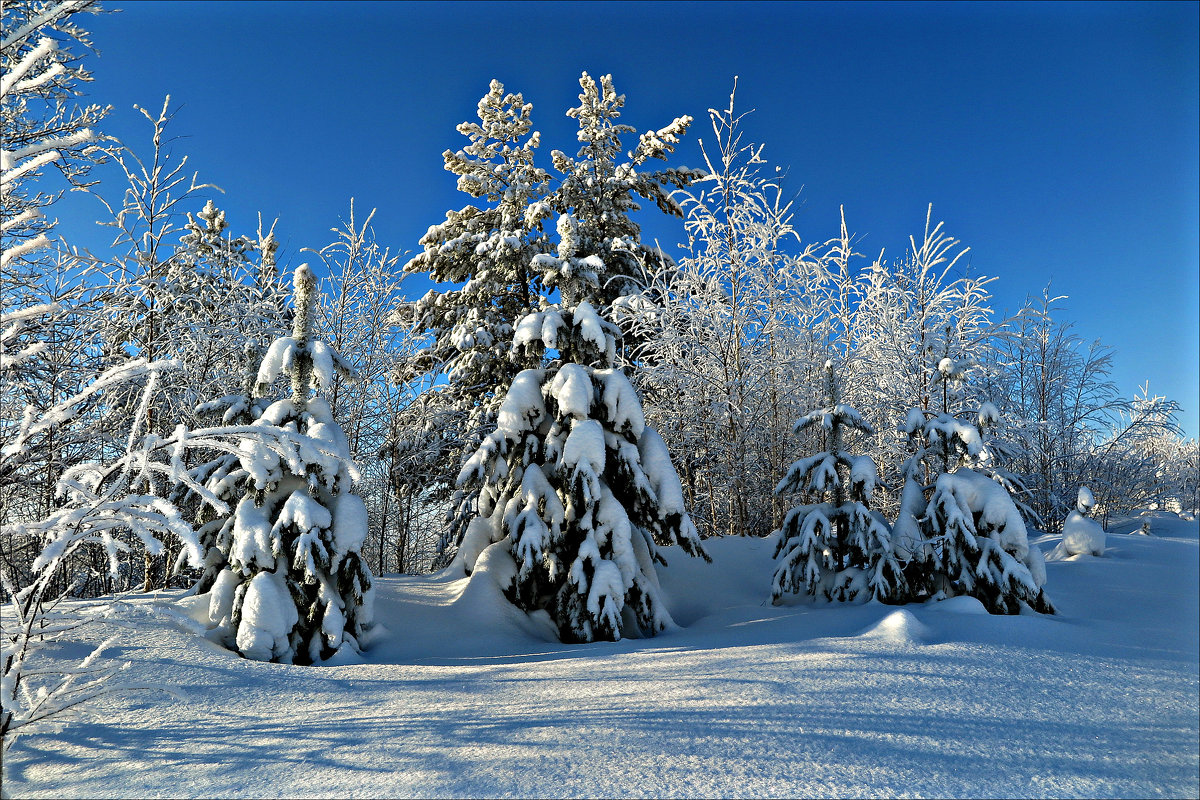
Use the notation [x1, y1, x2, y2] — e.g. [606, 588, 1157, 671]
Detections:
[547, 72, 701, 309]
[206, 265, 374, 664]
[399, 79, 553, 542]
[455, 224, 709, 643]
[902, 358, 1055, 614]
[771, 361, 904, 604]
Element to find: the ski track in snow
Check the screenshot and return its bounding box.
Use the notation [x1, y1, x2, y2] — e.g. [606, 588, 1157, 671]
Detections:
[5, 514, 1198, 798]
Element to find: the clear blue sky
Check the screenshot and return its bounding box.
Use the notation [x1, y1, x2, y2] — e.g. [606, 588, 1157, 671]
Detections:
[55, 1, 1199, 437]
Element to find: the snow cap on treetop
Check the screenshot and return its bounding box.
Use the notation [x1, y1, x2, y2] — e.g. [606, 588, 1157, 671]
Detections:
[1077, 485, 1096, 513]
[294, 263, 316, 302]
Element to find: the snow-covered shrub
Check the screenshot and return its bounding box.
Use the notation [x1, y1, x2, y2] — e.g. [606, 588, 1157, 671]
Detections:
[772, 361, 904, 604]
[204, 266, 375, 664]
[1049, 486, 1105, 559]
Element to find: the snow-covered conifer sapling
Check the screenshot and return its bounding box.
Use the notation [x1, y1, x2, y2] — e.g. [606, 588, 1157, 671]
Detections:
[772, 360, 904, 604]
[1048, 486, 1106, 559]
[904, 359, 1055, 614]
[205, 265, 375, 664]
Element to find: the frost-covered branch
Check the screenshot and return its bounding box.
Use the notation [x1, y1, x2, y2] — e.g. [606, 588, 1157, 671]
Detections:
[1, 0, 109, 270]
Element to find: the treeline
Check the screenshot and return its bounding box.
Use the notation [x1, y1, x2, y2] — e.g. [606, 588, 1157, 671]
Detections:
[2, 2, 1196, 604]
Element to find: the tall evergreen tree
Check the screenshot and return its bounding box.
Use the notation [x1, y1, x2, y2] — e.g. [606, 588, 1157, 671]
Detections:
[403, 73, 702, 563]
[399, 78, 554, 549]
[402, 81, 551, 441]
[546, 72, 700, 308]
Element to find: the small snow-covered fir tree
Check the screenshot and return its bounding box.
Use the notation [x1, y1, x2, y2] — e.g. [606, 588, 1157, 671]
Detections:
[455, 227, 709, 643]
[206, 265, 374, 664]
[772, 361, 904, 604]
[902, 358, 1055, 614]
[1048, 486, 1105, 559]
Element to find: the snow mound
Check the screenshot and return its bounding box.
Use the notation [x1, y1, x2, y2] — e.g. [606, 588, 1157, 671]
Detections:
[858, 609, 930, 644]
[452, 539, 559, 643]
[926, 595, 989, 615]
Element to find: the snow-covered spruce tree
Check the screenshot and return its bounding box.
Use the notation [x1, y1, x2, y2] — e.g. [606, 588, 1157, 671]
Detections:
[407, 74, 701, 564]
[206, 265, 374, 664]
[455, 231, 709, 643]
[902, 358, 1055, 614]
[771, 361, 904, 604]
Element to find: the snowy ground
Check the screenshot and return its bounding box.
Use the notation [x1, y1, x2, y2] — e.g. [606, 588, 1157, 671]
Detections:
[5, 512, 1198, 799]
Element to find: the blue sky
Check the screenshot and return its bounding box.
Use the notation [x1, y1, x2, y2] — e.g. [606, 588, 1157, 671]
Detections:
[56, 0, 1199, 437]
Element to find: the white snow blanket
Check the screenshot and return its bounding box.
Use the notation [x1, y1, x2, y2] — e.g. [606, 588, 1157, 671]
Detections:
[4, 513, 1196, 798]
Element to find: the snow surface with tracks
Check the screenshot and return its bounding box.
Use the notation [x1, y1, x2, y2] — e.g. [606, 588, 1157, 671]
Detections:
[5, 513, 1198, 798]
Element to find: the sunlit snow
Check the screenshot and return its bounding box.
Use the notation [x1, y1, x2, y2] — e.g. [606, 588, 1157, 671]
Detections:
[4, 513, 1196, 798]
